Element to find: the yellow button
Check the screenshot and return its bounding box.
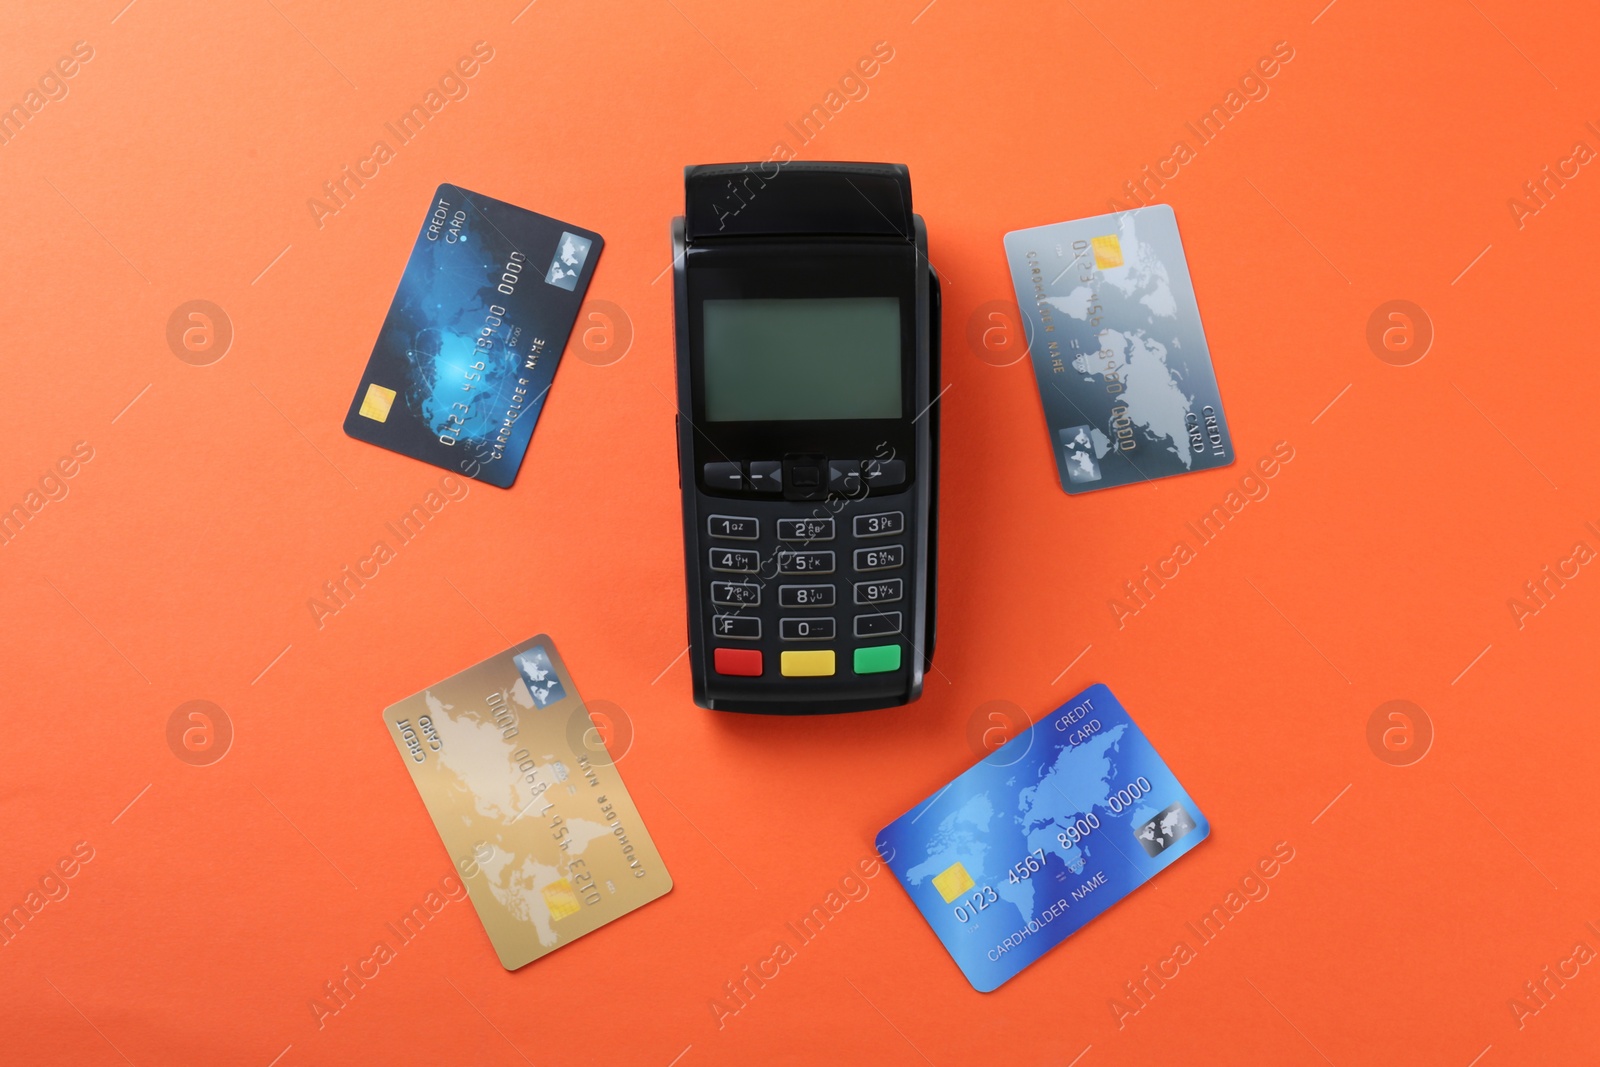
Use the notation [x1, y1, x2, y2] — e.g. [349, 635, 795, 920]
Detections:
[780, 650, 835, 677]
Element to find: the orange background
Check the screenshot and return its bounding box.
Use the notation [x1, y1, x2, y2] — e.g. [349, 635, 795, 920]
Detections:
[4, 0, 1599, 1063]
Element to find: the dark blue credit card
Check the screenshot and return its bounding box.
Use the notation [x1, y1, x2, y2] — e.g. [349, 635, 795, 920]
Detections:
[343, 183, 602, 487]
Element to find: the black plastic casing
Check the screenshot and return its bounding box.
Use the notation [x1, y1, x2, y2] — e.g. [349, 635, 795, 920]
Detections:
[672, 162, 940, 714]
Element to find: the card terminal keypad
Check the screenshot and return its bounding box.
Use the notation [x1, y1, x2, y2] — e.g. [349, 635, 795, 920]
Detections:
[701, 472, 908, 680]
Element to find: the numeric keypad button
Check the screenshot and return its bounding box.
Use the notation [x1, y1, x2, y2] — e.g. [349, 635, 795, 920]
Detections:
[853, 511, 904, 538]
[778, 517, 834, 542]
[853, 544, 904, 571]
[780, 618, 835, 641]
[853, 578, 902, 605]
[780, 584, 835, 608]
[708, 515, 758, 540]
[709, 547, 759, 573]
[711, 581, 761, 606]
[777, 550, 835, 575]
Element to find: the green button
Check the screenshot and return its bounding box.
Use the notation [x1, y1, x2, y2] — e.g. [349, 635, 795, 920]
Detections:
[853, 644, 901, 674]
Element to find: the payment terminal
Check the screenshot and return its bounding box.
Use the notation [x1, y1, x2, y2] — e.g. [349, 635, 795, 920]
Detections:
[672, 162, 940, 713]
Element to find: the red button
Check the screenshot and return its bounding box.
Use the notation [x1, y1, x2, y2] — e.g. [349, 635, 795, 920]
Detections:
[714, 648, 763, 676]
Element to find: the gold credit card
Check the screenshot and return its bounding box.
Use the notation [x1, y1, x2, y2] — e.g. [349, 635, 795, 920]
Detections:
[382, 635, 671, 969]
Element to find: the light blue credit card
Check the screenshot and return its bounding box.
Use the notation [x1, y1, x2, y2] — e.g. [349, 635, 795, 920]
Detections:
[877, 684, 1209, 991]
[1004, 205, 1234, 493]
